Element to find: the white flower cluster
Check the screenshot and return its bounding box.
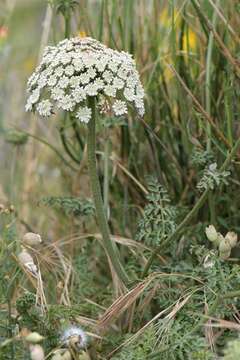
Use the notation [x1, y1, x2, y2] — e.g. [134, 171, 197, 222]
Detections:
[61, 326, 87, 349]
[26, 37, 145, 123]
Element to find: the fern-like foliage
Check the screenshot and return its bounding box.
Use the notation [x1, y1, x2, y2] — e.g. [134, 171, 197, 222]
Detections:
[136, 177, 177, 247]
[190, 148, 214, 168]
[40, 196, 94, 217]
[197, 163, 230, 191]
[224, 338, 240, 360]
[111, 327, 157, 360]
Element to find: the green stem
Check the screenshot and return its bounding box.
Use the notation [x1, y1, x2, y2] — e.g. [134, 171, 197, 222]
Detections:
[225, 80, 233, 147]
[142, 137, 240, 277]
[20, 130, 78, 171]
[205, 0, 219, 151]
[205, 1, 219, 224]
[60, 125, 80, 164]
[87, 98, 128, 286]
[103, 130, 110, 217]
[64, 12, 71, 38]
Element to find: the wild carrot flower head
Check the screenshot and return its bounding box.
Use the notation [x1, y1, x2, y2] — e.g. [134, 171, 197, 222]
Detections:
[26, 37, 145, 123]
[60, 325, 87, 350]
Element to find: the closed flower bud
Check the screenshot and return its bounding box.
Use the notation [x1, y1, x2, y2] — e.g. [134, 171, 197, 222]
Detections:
[22, 232, 42, 247]
[25, 332, 44, 344]
[217, 233, 225, 244]
[225, 231, 238, 248]
[219, 239, 231, 259]
[29, 344, 44, 360]
[205, 225, 218, 243]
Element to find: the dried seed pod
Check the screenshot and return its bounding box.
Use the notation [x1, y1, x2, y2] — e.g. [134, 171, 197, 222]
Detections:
[25, 332, 44, 344]
[205, 225, 218, 243]
[18, 249, 38, 277]
[29, 344, 45, 360]
[225, 231, 238, 248]
[22, 232, 42, 247]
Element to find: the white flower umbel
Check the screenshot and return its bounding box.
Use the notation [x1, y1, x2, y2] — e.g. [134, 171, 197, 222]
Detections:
[26, 37, 145, 121]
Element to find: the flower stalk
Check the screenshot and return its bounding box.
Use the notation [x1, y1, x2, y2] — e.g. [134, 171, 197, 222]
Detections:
[87, 98, 128, 285]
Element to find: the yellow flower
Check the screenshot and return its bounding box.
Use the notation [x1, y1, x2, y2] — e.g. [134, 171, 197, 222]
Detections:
[159, 7, 197, 53]
[159, 8, 180, 28]
[23, 57, 36, 72]
[78, 31, 87, 38]
[183, 28, 197, 52]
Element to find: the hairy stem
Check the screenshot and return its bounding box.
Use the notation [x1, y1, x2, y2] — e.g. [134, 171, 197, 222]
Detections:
[87, 98, 128, 285]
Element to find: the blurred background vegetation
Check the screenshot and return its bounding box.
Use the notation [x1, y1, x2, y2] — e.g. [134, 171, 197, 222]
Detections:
[1, 0, 240, 359]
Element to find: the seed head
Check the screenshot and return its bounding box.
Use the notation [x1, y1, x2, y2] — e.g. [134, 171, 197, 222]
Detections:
[18, 249, 38, 277]
[61, 325, 87, 350]
[22, 232, 42, 247]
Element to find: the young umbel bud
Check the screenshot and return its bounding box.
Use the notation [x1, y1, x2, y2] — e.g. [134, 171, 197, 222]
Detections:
[219, 239, 231, 259]
[225, 231, 238, 248]
[205, 225, 218, 243]
[22, 232, 42, 247]
[26, 37, 145, 121]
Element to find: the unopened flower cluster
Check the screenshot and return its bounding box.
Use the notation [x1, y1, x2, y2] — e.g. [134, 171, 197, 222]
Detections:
[205, 224, 238, 259]
[26, 37, 145, 123]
